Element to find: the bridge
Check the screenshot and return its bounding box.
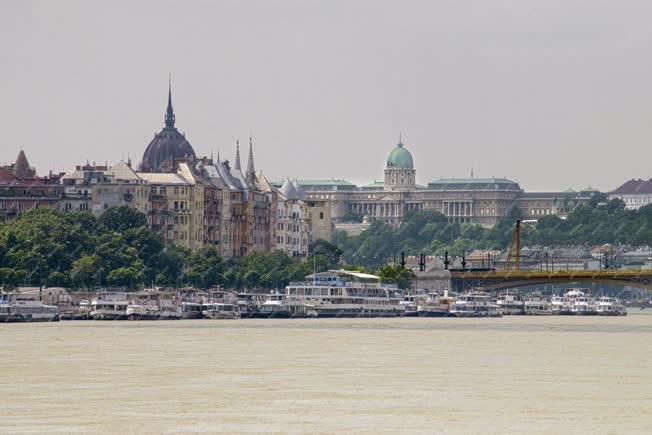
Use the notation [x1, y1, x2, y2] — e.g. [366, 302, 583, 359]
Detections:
[449, 269, 652, 293]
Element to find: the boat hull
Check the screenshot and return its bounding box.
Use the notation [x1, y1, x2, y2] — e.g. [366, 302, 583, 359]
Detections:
[416, 310, 449, 317]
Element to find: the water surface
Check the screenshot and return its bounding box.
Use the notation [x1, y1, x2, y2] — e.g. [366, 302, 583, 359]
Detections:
[2, 313, 651, 433]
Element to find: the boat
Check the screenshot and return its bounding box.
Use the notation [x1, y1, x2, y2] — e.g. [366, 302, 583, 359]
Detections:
[524, 293, 552, 315]
[180, 301, 204, 319]
[448, 290, 502, 318]
[284, 270, 406, 318]
[202, 302, 240, 319]
[596, 296, 627, 316]
[60, 299, 92, 320]
[158, 296, 181, 320]
[565, 288, 597, 315]
[249, 293, 318, 318]
[495, 290, 525, 315]
[550, 295, 572, 315]
[417, 291, 454, 317]
[0, 293, 60, 322]
[126, 292, 160, 320]
[90, 292, 129, 320]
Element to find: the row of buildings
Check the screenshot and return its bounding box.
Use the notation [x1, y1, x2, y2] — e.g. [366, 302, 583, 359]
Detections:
[2, 83, 649, 256]
[0, 86, 330, 257]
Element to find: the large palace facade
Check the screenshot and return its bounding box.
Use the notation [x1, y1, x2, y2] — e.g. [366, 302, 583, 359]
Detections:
[299, 141, 596, 226]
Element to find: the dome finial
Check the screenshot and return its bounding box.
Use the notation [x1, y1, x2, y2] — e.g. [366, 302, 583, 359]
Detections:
[165, 74, 175, 128]
[398, 132, 403, 147]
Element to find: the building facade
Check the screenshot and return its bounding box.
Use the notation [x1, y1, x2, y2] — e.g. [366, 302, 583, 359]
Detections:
[300, 140, 594, 227]
[608, 179, 652, 210]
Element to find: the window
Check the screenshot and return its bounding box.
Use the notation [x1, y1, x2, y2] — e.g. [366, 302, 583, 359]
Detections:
[319, 212, 324, 219]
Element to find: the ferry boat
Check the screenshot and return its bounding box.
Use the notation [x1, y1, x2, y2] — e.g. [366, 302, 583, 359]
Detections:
[596, 296, 627, 316]
[90, 292, 129, 320]
[448, 290, 502, 318]
[0, 293, 60, 322]
[202, 302, 240, 319]
[565, 288, 598, 315]
[158, 297, 181, 320]
[249, 293, 318, 318]
[524, 293, 552, 315]
[495, 290, 525, 315]
[126, 292, 160, 320]
[180, 301, 203, 319]
[417, 291, 454, 317]
[550, 295, 572, 315]
[284, 270, 405, 318]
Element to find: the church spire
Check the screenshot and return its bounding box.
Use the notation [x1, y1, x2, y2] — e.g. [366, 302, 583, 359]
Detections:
[234, 139, 241, 170]
[165, 74, 175, 128]
[246, 136, 255, 177]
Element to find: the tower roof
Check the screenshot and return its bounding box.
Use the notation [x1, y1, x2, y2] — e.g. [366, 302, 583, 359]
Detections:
[140, 80, 196, 172]
[13, 150, 35, 179]
[386, 142, 414, 169]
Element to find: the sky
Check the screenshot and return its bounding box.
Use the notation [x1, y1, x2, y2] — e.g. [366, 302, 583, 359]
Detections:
[2, 0, 651, 191]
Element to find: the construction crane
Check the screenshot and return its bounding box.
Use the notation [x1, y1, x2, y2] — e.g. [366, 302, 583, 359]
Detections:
[504, 220, 521, 271]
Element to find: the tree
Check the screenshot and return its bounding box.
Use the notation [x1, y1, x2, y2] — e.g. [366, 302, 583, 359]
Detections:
[379, 264, 415, 290]
[99, 206, 147, 233]
[308, 240, 342, 267]
[70, 255, 100, 289]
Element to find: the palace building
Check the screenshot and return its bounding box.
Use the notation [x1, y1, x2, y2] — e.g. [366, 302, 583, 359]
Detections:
[299, 140, 594, 227]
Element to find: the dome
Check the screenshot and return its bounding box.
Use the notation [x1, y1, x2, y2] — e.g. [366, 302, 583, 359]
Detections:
[141, 128, 196, 172]
[140, 82, 196, 172]
[386, 142, 414, 169]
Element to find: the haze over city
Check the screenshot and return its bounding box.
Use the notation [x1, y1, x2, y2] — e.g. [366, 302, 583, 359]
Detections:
[2, 0, 652, 190]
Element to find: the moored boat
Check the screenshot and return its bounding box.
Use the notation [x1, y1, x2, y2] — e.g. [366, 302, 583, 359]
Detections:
[202, 302, 240, 319]
[495, 290, 525, 315]
[449, 290, 502, 318]
[596, 296, 627, 316]
[284, 270, 406, 318]
[524, 293, 552, 315]
[0, 293, 59, 322]
[417, 291, 454, 317]
[90, 292, 129, 320]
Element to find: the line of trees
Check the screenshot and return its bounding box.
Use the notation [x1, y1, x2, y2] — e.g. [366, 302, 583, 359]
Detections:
[0, 207, 343, 290]
[332, 197, 652, 268]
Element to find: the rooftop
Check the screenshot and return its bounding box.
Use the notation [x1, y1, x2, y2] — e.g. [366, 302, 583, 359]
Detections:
[427, 177, 520, 191]
[610, 178, 652, 195]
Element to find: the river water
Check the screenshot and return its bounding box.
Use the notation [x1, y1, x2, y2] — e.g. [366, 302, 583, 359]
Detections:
[2, 313, 651, 434]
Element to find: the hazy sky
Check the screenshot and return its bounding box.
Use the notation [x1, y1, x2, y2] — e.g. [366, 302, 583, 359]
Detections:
[2, 0, 651, 191]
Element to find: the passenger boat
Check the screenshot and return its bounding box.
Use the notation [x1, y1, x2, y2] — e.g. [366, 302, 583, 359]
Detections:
[202, 302, 240, 319]
[284, 270, 405, 318]
[0, 293, 59, 322]
[417, 291, 454, 317]
[448, 290, 502, 318]
[90, 292, 129, 320]
[158, 297, 181, 320]
[495, 290, 525, 315]
[550, 295, 572, 315]
[180, 301, 204, 319]
[565, 288, 598, 315]
[596, 296, 627, 316]
[250, 293, 318, 318]
[126, 292, 160, 320]
[524, 293, 552, 315]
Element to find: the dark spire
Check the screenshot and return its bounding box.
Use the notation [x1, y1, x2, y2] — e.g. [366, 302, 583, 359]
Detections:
[246, 135, 255, 179]
[234, 139, 241, 170]
[165, 74, 176, 128]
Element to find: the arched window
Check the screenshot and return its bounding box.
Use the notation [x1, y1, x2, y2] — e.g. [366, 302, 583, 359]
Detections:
[319, 212, 324, 219]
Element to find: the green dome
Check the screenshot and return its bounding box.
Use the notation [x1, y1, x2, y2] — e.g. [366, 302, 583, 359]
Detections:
[386, 142, 414, 169]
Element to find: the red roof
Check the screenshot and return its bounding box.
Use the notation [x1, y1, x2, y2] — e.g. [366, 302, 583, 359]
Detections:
[611, 178, 652, 195]
[0, 168, 18, 185]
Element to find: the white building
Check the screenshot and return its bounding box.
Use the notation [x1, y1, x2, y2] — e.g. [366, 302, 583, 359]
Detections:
[609, 179, 652, 210]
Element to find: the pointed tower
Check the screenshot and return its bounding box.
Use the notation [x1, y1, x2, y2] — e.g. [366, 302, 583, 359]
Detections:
[234, 139, 241, 170]
[246, 136, 256, 183]
[165, 75, 175, 128]
[13, 150, 35, 179]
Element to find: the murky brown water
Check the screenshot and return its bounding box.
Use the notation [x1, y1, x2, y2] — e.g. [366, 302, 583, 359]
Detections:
[2, 313, 652, 434]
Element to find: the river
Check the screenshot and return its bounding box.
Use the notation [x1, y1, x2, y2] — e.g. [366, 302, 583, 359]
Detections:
[2, 313, 651, 433]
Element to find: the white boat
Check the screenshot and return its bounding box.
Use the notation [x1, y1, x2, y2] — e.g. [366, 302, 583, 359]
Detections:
[0, 293, 59, 322]
[524, 293, 552, 315]
[495, 290, 525, 315]
[284, 270, 406, 318]
[126, 292, 160, 320]
[158, 297, 181, 320]
[550, 295, 572, 315]
[202, 303, 240, 319]
[564, 288, 597, 315]
[596, 296, 627, 316]
[90, 292, 129, 320]
[449, 290, 502, 318]
[417, 291, 454, 317]
[249, 293, 318, 318]
[180, 301, 203, 319]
